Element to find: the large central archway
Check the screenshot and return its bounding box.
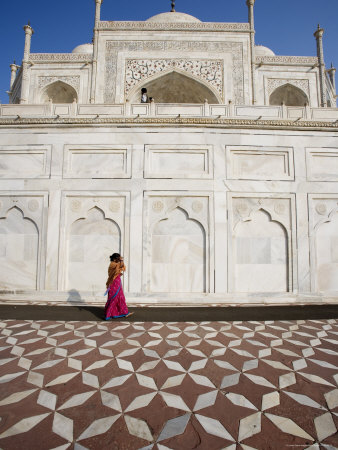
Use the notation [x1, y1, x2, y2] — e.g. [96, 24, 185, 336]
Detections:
[129, 71, 220, 104]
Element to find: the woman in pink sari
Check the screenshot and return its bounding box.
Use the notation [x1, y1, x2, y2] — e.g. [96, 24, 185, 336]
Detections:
[104, 253, 133, 320]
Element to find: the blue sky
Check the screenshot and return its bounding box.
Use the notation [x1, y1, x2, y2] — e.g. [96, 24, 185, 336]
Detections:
[0, 0, 337, 104]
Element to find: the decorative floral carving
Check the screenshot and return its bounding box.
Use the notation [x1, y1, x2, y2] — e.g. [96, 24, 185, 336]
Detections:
[274, 202, 286, 215]
[105, 40, 244, 104]
[30, 53, 91, 62]
[109, 200, 120, 213]
[192, 201, 203, 213]
[71, 199, 82, 212]
[267, 78, 310, 97]
[315, 203, 327, 216]
[235, 201, 249, 216]
[99, 21, 250, 32]
[38, 76, 80, 92]
[28, 199, 39, 212]
[152, 201, 164, 212]
[256, 55, 318, 65]
[125, 59, 223, 99]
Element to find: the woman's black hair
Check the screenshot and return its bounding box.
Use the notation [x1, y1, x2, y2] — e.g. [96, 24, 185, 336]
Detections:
[110, 253, 121, 262]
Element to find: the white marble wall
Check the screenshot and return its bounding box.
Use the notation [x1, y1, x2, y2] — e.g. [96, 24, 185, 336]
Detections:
[0, 126, 337, 303]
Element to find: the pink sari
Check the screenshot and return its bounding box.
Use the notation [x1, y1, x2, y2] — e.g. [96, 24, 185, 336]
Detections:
[104, 274, 129, 319]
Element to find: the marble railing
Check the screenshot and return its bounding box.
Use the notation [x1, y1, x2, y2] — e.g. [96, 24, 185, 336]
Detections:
[1, 102, 338, 122]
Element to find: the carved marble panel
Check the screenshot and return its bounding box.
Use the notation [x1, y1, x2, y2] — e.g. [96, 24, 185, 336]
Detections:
[59, 194, 128, 292]
[229, 195, 294, 293]
[144, 145, 213, 179]
[63, 145, 131, 179]
[144, 194, 212, 293]
[105, 40, 244, 104]
[0, 146, 51, 178]
[38, 76, 80, 93]
[226, 146, 294, 181]
[309, 196, 338, 292]
[125, 59, 223, 99]
[0, 194, 46, 290]
[306, 148, 338, 181]
[267, 79, 310, 97]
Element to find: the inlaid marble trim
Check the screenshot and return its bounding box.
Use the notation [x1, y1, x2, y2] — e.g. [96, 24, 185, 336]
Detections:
[125, 59, 224, 99]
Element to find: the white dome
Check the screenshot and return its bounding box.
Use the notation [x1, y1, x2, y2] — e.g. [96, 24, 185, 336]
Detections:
[146, 11, 201, 23]
[255, 45, 275, 57]
[72, 43, 93, 54]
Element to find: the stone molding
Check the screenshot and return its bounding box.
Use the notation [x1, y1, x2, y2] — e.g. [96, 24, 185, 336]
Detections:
[105, 40, 244, 104]
[256, 55, 318, 66]
[267, 78, 310, 97]
[30, 53, 92, 62]
[38, 76, 80, 92]
[125, 58, 223, 99]
[0, 116, 337, 130]
[99, 21, 250, 32]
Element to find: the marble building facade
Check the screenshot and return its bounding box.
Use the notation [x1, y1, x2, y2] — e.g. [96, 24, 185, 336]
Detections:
[0, 1, 338, 305]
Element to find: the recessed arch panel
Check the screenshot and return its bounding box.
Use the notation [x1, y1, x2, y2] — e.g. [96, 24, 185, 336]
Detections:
[151, 207, 206, 292]
[269, 83, 308, 106]
[41, 81, 78, 103]
[0, 207, 39, 290]
[67, 207, 121, 291]
[129, 70, 220, 104]
[234, 209, 288, 292]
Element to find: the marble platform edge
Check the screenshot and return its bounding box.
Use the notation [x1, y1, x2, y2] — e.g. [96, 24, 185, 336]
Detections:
[0, 291, 337, 307]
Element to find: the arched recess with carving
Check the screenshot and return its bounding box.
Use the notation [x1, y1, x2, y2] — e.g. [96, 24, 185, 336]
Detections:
[269, 83, 308, 106]
[150, 206, 206, 293]
[67, 207, 121, 291]
[314, 210, 338, 292]
[127, 70, 221, 104]
[0, 206, 39, 290]
[41, 81, 78, 103]
[233, 209, 289, 292]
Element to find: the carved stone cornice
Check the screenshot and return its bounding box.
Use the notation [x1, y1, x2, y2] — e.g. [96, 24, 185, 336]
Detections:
[30, 53, 92, 62]
[0, 116, 337, 131]
[98, 21, 250, 32]
[256, 55, 318, 66]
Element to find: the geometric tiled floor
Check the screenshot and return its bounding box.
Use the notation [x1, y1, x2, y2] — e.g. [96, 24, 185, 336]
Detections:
[1, 319, 338, 449]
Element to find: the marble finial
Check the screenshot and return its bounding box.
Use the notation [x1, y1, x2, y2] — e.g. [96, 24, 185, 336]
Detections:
[171, 0, 175, 12]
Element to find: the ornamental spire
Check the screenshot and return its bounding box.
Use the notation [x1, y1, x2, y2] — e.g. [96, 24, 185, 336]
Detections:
[171, 0, 175, 12]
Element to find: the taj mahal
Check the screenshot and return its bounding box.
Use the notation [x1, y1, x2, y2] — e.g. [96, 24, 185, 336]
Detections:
[0, 0, 338, 306]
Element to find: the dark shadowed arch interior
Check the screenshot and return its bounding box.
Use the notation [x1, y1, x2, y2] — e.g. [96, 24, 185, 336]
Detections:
[132, 71, 219, 104]
[41, 81, 78, 103]
[269, 83, 308, 106]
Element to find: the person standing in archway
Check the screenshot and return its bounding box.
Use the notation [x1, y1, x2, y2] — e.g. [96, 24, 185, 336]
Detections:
[104, 253, 133, 320]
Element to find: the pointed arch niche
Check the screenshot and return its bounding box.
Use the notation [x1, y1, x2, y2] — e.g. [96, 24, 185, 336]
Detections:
[233, 209, 288, 292]
[151, 207, 206, 293]
[67, 206, 121, 291]
[314, 211, 338, 292]
[41, 81, 78, 103]
[128, 71, 220, 104]
[0, 207, 39, 290]
[269, 83, 308, 106]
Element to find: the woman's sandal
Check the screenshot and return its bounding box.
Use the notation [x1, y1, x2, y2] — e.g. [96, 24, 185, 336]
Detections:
[126, 312, 134, 318]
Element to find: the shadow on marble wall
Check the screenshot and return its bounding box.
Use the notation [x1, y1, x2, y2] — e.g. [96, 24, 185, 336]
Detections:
[67, 289, 84, 304]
